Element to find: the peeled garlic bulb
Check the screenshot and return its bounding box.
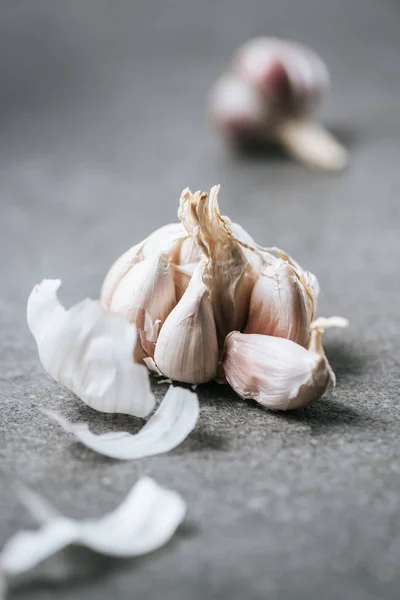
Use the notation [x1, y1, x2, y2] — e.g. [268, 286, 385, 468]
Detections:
[245, 260, 311, 347]
[209, 37, 348, 171]
[109, 254, 176, 361]
[222, 316, 348, 410]
[154, 263, 219, 384]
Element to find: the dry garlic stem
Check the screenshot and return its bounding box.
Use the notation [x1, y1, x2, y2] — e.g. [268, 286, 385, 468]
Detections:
[245, 260, 312, 347]
[222, 316, 348, 410]
[182, 185, 259, 346]
[209, 37, 348, 171]
[154, 263, 219, 384]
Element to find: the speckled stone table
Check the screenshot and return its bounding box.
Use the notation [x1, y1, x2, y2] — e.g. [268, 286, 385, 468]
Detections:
[1, 1, 400, 598]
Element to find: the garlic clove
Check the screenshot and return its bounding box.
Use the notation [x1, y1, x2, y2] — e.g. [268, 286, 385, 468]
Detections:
[109, 254, 176, 361]
[263, 245, 320, 314]
[245, 260, 311, 347]
[101, 222, 186, 311]
[154, 263, 219, 384]
[222, 316, 348, 411]
[142, 222, 187, 260]
[170, 262, 197, 302]
[276, 118, 349, 172]
[27, 279, 155, 418]
[100, 241, 145, 310]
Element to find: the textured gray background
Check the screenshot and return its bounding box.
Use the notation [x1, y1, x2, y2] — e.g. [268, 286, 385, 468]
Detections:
[1, 1, 400, 599]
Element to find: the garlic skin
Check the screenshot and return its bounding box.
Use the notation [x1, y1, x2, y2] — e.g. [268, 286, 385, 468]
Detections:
[209, 37, 348, 172]
[222, 317, 348, 410]
[109, 254, 176, 361]
[27, 279, 155, 418]
[154, 263, 219, 384]
[245, 260, 311, 347]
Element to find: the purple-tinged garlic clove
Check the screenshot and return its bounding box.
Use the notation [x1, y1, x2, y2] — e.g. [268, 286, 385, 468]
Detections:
[245, 260, 311, 347]
[233, 37, 329, 116]
[222, 316, 348, 411]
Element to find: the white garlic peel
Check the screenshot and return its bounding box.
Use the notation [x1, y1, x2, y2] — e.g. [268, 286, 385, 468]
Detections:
[27, 279, 155, 418]
[0, 477, 185, 589]
[42, 385, 199, 460]
[208, 37, 348, 171]
[222, 317, 348, 411]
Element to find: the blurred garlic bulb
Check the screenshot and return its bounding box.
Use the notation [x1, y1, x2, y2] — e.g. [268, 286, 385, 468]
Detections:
[209, 37, 348, 171]
[222, 316, 348, 411]
[154, 263, 218, 384]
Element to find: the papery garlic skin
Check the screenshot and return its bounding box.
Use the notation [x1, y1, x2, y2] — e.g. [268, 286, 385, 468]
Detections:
[0, 477, 186, 586]
[109, 254, 176, 361]
[154, 263, 219, 384]
[27, 279, 155, 418]
[222, 317, 348, 410]
[193, 185, 259, 346]
[245, 260, 311, 347]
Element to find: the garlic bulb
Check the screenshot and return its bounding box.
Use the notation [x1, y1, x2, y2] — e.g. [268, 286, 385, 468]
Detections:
[154, 263, 219, 384]
[209, 37, 348, 171]
[96, 184, 348, 409]
[245, 259, 312, 347]
[222, 316, 348, 410]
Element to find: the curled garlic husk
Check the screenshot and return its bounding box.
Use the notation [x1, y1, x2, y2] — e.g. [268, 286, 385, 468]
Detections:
[208, 37, 348, 171]
[222, 316, 348, 410]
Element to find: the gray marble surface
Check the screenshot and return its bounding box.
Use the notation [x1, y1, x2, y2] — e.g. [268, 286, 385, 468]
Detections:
[1, 1, 400, 598]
